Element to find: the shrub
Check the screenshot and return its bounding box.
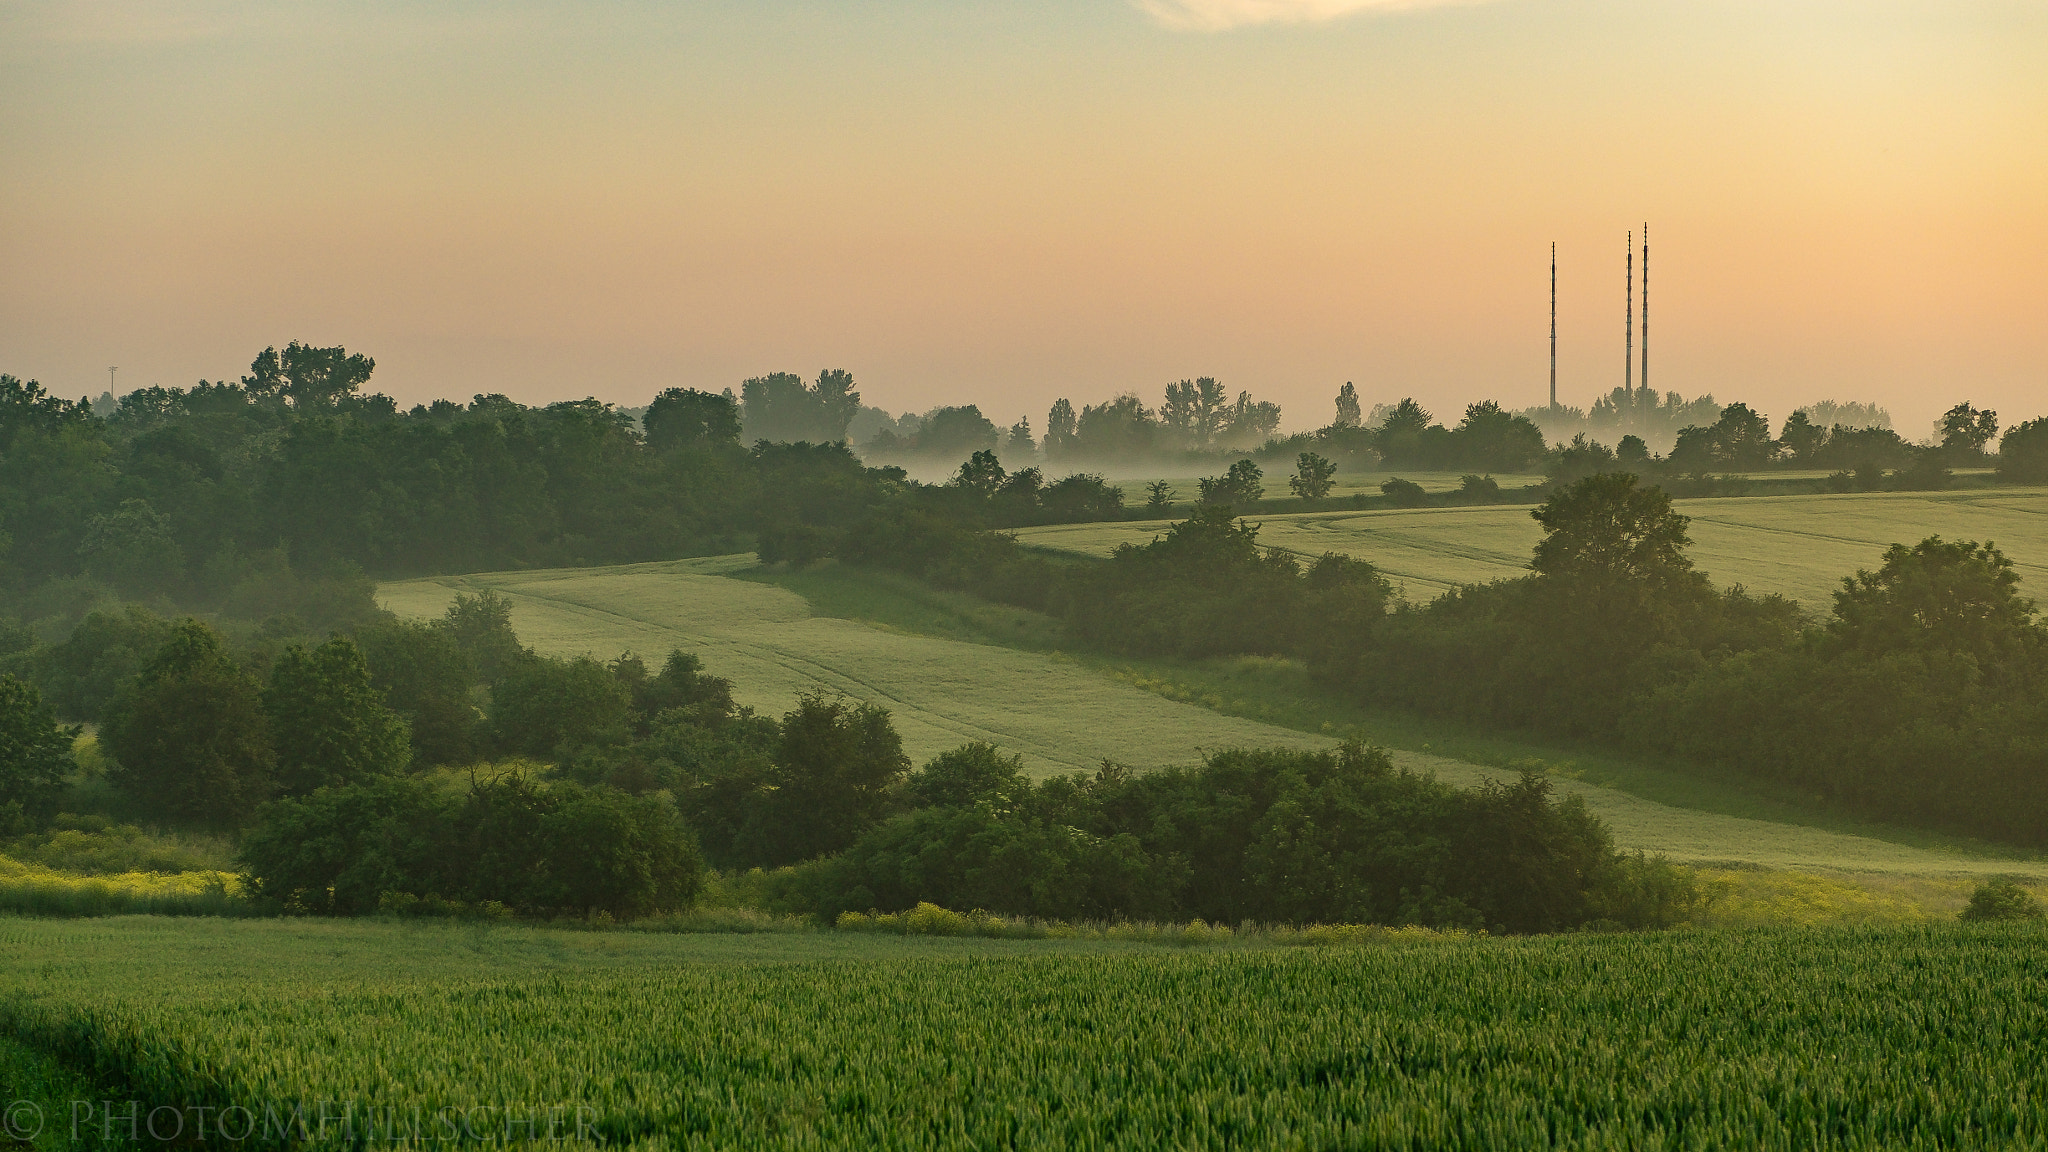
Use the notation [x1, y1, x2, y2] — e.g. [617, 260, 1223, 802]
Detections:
[1380, 477, 1427, 506]
[1960, 879, 2043, 923]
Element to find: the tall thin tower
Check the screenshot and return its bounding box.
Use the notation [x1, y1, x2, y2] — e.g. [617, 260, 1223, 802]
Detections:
[1624, 231, 1634, 405]
[1549, 242, 1557, 409]
[1640, 223, 1649, 403]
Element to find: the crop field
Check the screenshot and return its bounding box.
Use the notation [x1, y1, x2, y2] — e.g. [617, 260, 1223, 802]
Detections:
[379, 559, 1332, 778]
[1111, 469, 1548, 500]
[1015, 487, 2048, 609]
[381, 560, 2048, 884]
[4, 916, 2047, 1150]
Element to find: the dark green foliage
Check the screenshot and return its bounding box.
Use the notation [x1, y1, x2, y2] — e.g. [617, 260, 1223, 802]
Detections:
[489, 655, 633, 759]
[1999, 417, 2048, 484]
[353, 619, 478, 765]
[1374, 399, 1545, 472]
[901, 742, 1029, 810]
[242, 342, 375, 409]
[439, 589, 526, 684]
[1959, 879, 2042, 922]
[239, 773, 703, 919]
[76, 497, 183, 595]
[0, 675, 77, 833]
[740, 370, 861, 444]
[683, 692, 909, 870]
[1368, 474, 1798, 736]
[611, 649, 738, 732]
[1198, 458, 1264, 504]
[1289, 451, 1336, 500]
[100, 620, 275, 830]
[794, 742, 1656, 933]
[642, 387, 741, 452]
[264, 635, 412, 795]
[1380, 477, 1427, 506]
[1668, 402, 1775, 472]
[1637, 537, 2048, 843]
[1457, 473, 1501, 502]
[1938, 402, 1999, 458]
[20, 605, 174, 721]
[237, 775, 454, 914]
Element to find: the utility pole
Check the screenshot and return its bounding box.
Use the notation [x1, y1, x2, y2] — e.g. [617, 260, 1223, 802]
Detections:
[1640, 223, 1649, 403]
[1549, 242, 1557, 409]
[108, 366, 117, 395]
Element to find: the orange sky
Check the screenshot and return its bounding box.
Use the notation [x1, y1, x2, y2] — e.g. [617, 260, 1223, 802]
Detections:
[3, 0, 2043, 437]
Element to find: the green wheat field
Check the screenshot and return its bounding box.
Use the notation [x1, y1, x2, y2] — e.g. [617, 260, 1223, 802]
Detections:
[1016, 488, 2048, 608]
[5, 916, 2048, 1150]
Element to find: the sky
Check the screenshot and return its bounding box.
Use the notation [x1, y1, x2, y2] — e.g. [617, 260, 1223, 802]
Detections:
[3, 0, 2043, 437]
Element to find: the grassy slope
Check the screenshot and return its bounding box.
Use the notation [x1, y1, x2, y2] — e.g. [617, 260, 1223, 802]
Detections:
[378, 558, 1332, 778]
[1016, 487, 2048, 607]
[5, 916, 2048, 1149]
[381, 560, 2045, 885]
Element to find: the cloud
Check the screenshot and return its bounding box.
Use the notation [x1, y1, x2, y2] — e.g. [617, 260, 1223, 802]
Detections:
[1134, 0, 1489, 32]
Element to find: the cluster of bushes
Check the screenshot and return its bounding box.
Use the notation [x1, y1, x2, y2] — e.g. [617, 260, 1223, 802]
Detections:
[770, 741, 1697, 933]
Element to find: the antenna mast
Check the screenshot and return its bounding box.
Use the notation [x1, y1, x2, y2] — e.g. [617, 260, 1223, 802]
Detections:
[1549, 242, 1557, 409]
[1640, 223, 1649, 403]
[1624, 231, 1634, 407]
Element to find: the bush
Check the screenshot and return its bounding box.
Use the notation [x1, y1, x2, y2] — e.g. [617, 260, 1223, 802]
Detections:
[1960, 879, 2043, 923]
[1380, 477, 1427, 506]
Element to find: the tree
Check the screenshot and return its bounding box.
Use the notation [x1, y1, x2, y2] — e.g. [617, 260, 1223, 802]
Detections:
[902, 742, 1029, 811]
[101, 620, 276, 829]
[1999, 418, 2048, 484]
[1200, 459, 1265, 505]
[1938, 402, 1999, 458]
[1454, 401, 1547, 472]
[1144, 480, 1176, 513]
[77, 498, 183, 595]
[1290, 452, 1337, 500]
[1161, 377, 1228, 449]
[1333, 382, 1362, 428]
[0, 675, 77, 833]
[1004, 417, 1035, 457]
[440, 590, 526, 685]
[739, 370, 861, 443]
[241, 342, 375, 409]
[1044, 399, 1077, 458]
[918, 406, 1000, 460]
[763, 692, 909, 864]
[354, 619, 478, 766]
[643, 388, 741, 452]
[1222, 391, 1283, 447]
[1530, 473, 1694, 590]
[1779, 411, 1826, 462]
[1073, 394, 1155, 459]
[489, 655, 633, 758]
[951, 449, 1007, 498]
[1829, 537, 2040, 667]
[265, 636, 412, 795]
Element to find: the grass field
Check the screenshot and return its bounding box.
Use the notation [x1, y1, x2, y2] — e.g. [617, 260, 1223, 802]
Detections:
[1015, 487, 2048, 609]
[380, 560, 2048, 888]
[379, 559, 1332, 778]
[4, 916, 2047, 1150]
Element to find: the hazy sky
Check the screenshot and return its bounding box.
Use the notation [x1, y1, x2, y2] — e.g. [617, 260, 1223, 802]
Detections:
[4, 0, 2042, 436]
